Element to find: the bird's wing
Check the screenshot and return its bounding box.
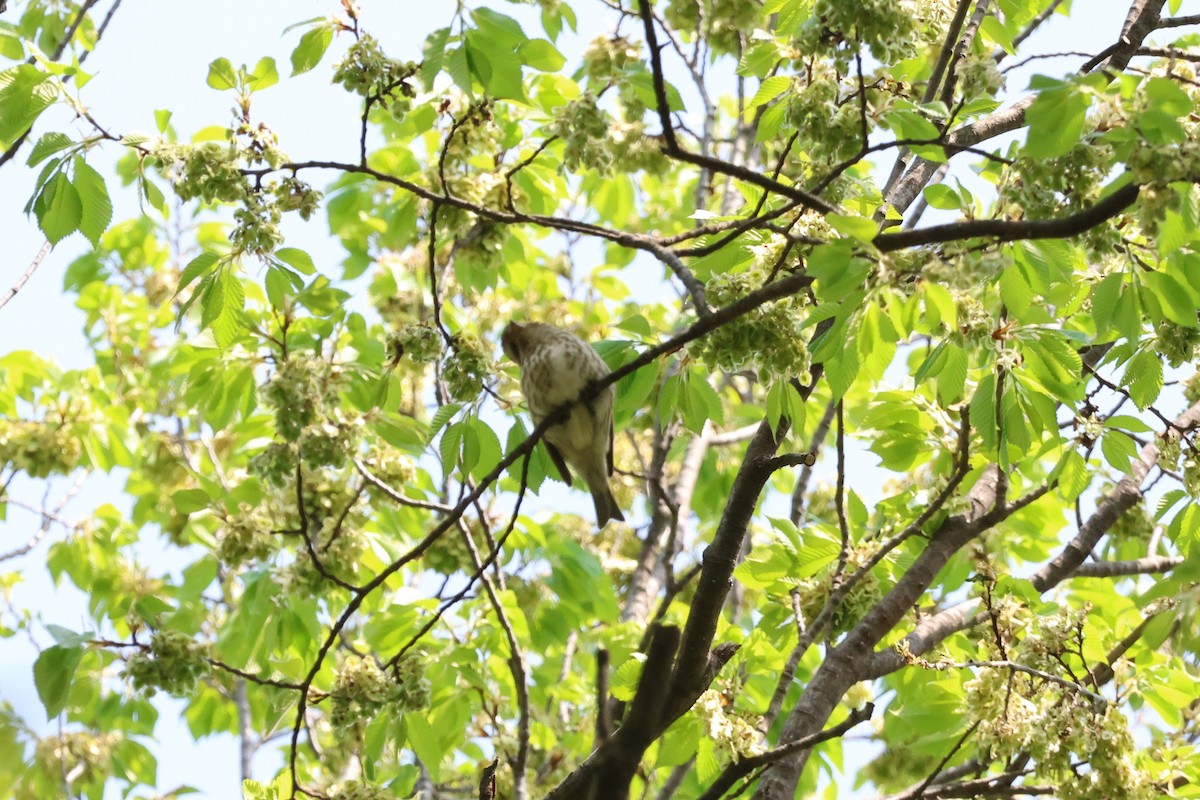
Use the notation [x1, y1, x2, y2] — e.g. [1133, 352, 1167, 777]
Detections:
[607, 413, 614, 477]
[543, 440, 574, 486]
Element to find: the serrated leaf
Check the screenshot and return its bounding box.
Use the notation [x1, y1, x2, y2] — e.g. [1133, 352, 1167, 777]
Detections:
[34, 644, 84, 719]
[1100, 430, 1137, 472]
[420, 27, 451, 88]
[427, 403, 462, 444]
[35, 172, 81, 244]
[208, 268, 245, 348]
[1121, 349, 1163, 409]
[177, 252, 220, 297]
[26, 131, 73, 167]
[1156, 489, 1187, 520]
[0, 65, 58, 146]
[440, 421, 463, 474]
[275, 247, 315, 275]
[1104, 414, 1153, 434]
[938, 343, 968, 403]
[73, 157, 112, 247]
[748, 75, 790, 110]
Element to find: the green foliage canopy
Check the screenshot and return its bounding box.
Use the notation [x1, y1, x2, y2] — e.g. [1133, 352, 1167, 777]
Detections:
[1, 1, 1200, 799]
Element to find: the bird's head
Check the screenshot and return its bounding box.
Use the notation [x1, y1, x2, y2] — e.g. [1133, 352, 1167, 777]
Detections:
[500, 322, 528, 366]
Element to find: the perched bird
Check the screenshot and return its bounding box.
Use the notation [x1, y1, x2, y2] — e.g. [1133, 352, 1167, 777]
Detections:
[501, 322, 624, 527]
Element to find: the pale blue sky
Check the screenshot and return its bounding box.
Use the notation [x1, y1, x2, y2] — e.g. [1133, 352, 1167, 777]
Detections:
[0, 1, 1144, 797]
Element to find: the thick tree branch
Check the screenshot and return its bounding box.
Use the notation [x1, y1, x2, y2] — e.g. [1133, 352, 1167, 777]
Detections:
[875, 182, 1140, 250]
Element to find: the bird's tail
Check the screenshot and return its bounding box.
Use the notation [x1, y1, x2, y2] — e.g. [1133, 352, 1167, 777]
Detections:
[591, 485, 625, 528]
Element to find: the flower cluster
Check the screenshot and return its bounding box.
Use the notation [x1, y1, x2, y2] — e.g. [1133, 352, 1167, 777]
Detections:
[262, 355, 338, 442]
[691, 266, 812, 382]
[123, 630, 211, 697]
[696, 689, 767, 759]
[217, 502, 277, 566]
[1153, 320, 1200, 367]
[151, 133, 319, 257]
[551, 93, 613, 173]
[332, 34, 418, 106]
[0, 418, 84, 478]
[444, 333, 491, 402]
[663, 0, 760, 55]
[329, 655, 431, 733]
[582, 35, 641, 84]
[796, 0, 920, 66]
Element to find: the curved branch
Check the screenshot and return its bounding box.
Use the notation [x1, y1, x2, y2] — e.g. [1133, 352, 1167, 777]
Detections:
[875, 182, 1140, 251]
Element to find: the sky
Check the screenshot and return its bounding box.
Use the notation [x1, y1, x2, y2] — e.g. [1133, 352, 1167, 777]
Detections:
[0, 0, 1146, 797]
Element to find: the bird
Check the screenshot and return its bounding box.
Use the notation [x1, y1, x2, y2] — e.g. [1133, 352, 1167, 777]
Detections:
[500, 321, 625, 527]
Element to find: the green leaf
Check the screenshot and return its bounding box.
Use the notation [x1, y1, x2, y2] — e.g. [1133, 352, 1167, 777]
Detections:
[923, 282, 957, 331]
[1121, 349, 1163, 409]
[1145, 271, 1198, 328]
[922, 184, 961, 210]
[420, 27, 451, 88]
[206, 57, 238, 90]
[172, 488, 211, 514]
[248, 57, 279, 91]
[1105, 414, 1153, 434]
[26, 131, 73, 167]
[440, 421, 463, 474]
[0, 30, 23, 59]
[737, 42, 781, 78]
[680, 371, 723, 433]
[1055, 449, 1090, 501]
[73, 157, 112, 247]
[937, 343, 968, 404]
[1024, 83, 1089, 159]
[427, 403, 462, 444]
[505, 418, 547, 493]
[0, 65, 58, 146]
[33, 644, 84, 719]
[518, 39, 565, 72]
[1100, 429, 1138, 472]
[470, 7, 527, 46]
[827, 214, 877, 242]
[971, 372, 998, 451]
[445, 46, 472, 95]
[290, 26, 334, 76]
[748, 75, 790, 111]
[275, 247, 316, 275]
[1146, 76, 1192, 117]
[405, 712, 443, 780]
[1090, 273, 1123, 333]
[177, 252, 220, 296]
[465, 31, 525, 101]
[466, 418, 502, 481]
[885, 108, 941, 141]
[35, 172, 82, 244]
[154, 109, 172, 133]
[142, 175, 167, 214]
[203, 268, 245, 348]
